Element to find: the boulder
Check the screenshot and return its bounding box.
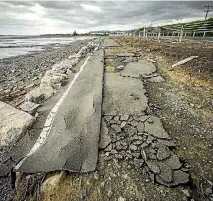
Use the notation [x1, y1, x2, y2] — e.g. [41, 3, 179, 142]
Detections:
[78, 46, 89, 57]
[40, 70, 67, 89]
[25, 86, 56, 103]
[68, 54, 81, 60]
[0, 101, 35, 147]
[52, 59, 72, 74]
[69, 58, 80, 67]
[19, 101, 40, 115]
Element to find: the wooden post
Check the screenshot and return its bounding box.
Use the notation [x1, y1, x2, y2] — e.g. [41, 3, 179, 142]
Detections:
[139, 31, 141, 38]
[158, 30, 161, 42]
[179, 24, 183, 42]
[193, 31, 195, 37]
[143, 27, 146, 37]
[203, 31, 206, 37]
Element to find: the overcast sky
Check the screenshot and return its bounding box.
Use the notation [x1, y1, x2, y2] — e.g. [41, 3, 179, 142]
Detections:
[0, 1, 212, 35]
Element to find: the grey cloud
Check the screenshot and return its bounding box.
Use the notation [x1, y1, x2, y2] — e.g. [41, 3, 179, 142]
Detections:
[0, 1, 212, 35]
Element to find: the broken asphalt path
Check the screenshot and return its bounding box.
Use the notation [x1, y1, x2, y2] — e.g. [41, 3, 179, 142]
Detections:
[16, 49, 104, 173]
[103, 38, 120, 47]
[1, 38, 189, 191]
[101, 38, 189, 187]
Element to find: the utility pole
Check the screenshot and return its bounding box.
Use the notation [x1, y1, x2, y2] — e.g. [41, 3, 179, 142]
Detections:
[204, 4, 212, 20]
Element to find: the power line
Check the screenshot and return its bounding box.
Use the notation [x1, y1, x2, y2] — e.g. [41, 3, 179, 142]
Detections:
[204, 4, 213, 20]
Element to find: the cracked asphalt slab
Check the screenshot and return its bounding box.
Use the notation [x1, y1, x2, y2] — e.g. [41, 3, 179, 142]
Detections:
[103, 73, 148, 115]
[16, 49, 104, 173]
[103, 38, 120, 47]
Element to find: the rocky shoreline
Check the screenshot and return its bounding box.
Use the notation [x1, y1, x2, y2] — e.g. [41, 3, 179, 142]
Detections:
[0, 38, 93, 105]
[0, 38, 99, 201]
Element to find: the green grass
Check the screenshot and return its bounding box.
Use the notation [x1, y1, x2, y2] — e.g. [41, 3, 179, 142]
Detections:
[138, 18, 213, 36]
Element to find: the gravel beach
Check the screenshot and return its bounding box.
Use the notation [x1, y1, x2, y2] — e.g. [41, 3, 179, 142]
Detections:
[0, 38, 93, 106]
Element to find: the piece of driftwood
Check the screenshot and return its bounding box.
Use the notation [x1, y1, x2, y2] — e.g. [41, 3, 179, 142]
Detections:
[170, 56, 198, 70]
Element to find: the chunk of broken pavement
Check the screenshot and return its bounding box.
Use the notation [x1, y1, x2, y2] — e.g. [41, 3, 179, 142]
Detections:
[156, 169, 189, 187]
[0, 101, 35, 147]
[99, 120, 111, 149]
[120, 114, 129, 121]
[156, 145, 171, 160]
[144, 116, 170, 139]
[120, 121, 126, 128]
[139, 115, 149, 122]
[146, 160, 161, 174]
[156, 162, 173, 183]
[137, 122, 145, 133]
[164, 154, 182, 170]
[157, 139, 176, 147]
[111, 124, 121, 133]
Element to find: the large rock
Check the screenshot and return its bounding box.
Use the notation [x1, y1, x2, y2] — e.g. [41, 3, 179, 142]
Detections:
[52, 59, 73, 74]
[25, 86, 56, 103]
[0, 101, 35, 147]
[78, 46, 89, 57]
[68, 54, 81, 61]
[40, 70, 67, 89]
[19, 101, 40, 115]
